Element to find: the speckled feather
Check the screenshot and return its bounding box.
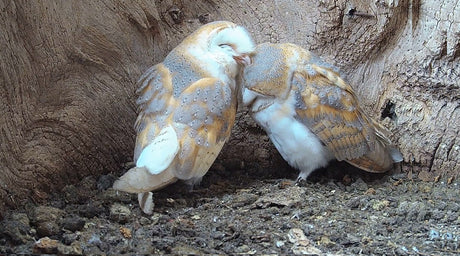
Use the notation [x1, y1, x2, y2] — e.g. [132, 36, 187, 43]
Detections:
[113, 21, 255, 214]
[242, 43, 402, 177]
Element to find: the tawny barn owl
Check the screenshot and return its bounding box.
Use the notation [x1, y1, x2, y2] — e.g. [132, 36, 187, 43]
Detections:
[241, 43, 403, 181]
[113, 21, 255, 214]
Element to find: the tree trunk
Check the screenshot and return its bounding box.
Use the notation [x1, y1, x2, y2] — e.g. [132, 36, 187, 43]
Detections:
[1, 0, 458, 214]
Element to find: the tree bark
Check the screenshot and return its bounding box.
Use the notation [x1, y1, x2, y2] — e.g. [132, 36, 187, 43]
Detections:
[1, 0, 458, 213]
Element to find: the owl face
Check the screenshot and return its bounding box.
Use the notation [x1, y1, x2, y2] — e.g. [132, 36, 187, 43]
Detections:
[183, 21, 255, 78]
[210, 25, 254, 66]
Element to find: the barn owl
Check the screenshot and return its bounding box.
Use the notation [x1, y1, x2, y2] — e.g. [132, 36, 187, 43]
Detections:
[113, 21, 255, 214]
[241, 43, 403, 181]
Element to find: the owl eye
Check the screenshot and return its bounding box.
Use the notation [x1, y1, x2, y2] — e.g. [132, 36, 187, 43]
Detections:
[218, 44, 237, 56]
[219, 43, 230, 48]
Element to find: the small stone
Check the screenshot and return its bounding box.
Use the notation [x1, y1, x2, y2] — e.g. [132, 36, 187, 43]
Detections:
[78, 203, 105, 218]
[365, 188, 376, 195]
[170, 244, 203, 255]
[231, 193, 259, 208]
[342, 175, 352, 185]
[319, 236, 335, 247]
[150, 213, 161, 225]
[351, 178, 368, 191]
[288, 228, 309, 245]
[119, 227, 132, 239]
[110, 203, 132, 224]
[291, 244, 322, 255]
[346, 197, 362, 209]
[57, 241, 83, 255]
[12, 213, 30, 226]
[279, 180, 294, 189]
[31, 206, 64, 237]
[33, 237, 59, 254]
[139, 216, 152, 226]
[372, 200, 390, 211]
[234, 244, 253, 254]
[0, 218, 33, 244]
[62, 232, 79, 245]
[191, 215, 201, 220]
[31, 206, 65, 224]
[36, 221, 60, 237]
[61, 216, 86, 232]
[255, 186, 305, 208]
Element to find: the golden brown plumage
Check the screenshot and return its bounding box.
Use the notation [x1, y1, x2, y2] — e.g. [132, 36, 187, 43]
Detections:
[113, 21, 255, 214]
[242, 43, 402, 180]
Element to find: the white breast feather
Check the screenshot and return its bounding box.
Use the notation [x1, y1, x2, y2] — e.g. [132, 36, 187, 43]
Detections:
[252, 92, 334, 180]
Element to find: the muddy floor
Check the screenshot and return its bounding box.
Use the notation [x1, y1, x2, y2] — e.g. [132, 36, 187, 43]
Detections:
[1, 160, 459, 255]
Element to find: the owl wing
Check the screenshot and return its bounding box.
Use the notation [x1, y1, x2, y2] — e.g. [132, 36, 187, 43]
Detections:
[293, 63, 396, 172]
[132, 63, 180, 173]
[170, 76, 237, 180]
[113, 63, 179, 194]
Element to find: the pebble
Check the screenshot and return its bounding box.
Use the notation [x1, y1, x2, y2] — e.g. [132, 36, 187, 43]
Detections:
[230, 193, 258, 208]
[139, 216, 152, 226]
[0, 214, 33, 244]
[234, 244, 253, 254]
[31, 206, 64, 237]
[119, 227, 132, 239]
[78, 203, 105, 218]
[372, 199, 390, 211]
[170, 244, 203, 255]
[110, 204, 132, 224]
[33, 237, 82, 255]
[31, 206, 64, 224]
[254, 186, 305, 208]
[33, 237, 59, 254]
[291, 244, 322, 255]
[61, 216, 86, 232]
[350, 178, 368, 191]
[36, 221, 60, 237]
[275, 240, 285, 247]
[287, 228, 323, 255]
[57, 241, 83, 255]
[12, 213, 30, 226]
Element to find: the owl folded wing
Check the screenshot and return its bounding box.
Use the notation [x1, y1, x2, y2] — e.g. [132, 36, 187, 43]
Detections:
[293, 64, 400, 172]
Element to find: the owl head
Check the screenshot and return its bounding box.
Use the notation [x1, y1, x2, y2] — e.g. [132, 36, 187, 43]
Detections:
[180, 21, 255, 77]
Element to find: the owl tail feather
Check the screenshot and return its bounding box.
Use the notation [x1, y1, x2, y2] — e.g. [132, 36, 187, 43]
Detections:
[113, 166, 177, 193]
[138, 192, 154, 215]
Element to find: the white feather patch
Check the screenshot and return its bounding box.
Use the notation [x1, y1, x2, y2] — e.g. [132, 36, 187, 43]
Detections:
[136, 125, 179, 175]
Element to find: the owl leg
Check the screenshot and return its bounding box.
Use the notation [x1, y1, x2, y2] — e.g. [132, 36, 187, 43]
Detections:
[184, 176, 203, 191]
[295, 168, 315, 183]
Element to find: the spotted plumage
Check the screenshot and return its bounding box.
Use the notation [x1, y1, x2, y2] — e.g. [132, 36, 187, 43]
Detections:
[113, 21, 255, 214]
[242, 43, 402, 180]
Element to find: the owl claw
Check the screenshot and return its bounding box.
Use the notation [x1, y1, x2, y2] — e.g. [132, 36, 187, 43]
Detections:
[295, 175, 307, 186]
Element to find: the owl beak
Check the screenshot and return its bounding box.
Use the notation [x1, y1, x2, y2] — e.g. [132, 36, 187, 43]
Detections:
[233, 54, 252, 66]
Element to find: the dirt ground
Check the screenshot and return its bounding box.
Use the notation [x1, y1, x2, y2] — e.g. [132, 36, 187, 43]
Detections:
[1, 159, 459, 255]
